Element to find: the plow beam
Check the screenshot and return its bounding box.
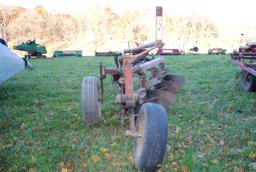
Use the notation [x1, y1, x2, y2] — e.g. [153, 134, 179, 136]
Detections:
[133, 58, 164, 73]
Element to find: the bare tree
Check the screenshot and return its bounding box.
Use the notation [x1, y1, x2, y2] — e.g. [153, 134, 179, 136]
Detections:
[0, 5, 10, 40]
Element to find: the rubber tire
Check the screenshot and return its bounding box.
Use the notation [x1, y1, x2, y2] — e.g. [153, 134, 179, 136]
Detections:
[240, 70, 256, 92]
[134, 103, 168, 172]
[81, 76, 102, 124]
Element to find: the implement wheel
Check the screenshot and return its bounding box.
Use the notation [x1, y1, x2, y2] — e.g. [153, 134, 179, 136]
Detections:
[81, 76, 102, 124]
[240, 70, 256, 92]
[134, 103, 168, 172]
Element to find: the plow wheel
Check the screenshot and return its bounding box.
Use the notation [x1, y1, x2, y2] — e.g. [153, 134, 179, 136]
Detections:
[81, 76, 102, 124]
[134, 103, 168, 172]
[240, 70, 256, 92]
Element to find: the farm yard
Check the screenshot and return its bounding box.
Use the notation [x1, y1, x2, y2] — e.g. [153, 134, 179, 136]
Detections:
[0, 55, 256, 171]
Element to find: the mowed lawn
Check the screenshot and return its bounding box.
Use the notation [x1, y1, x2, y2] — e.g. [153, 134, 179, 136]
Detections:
[0, 55, 255, 172]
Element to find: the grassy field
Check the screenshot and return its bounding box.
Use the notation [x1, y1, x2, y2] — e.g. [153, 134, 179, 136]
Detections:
[0, 55, 255, 172]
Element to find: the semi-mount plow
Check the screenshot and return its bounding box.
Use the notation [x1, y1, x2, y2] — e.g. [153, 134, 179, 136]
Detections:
[81, 40, 185, 171]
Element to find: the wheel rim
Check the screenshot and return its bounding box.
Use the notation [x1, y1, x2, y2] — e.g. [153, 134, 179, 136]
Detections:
[135, 113, 145, 158]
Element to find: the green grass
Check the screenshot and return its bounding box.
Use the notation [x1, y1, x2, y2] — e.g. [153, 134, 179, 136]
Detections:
[0, 55, 255, 172]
